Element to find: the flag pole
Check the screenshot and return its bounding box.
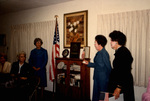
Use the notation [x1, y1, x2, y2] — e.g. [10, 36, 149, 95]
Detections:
[55, 15, 58, 42]
[53, 15, 58, 96]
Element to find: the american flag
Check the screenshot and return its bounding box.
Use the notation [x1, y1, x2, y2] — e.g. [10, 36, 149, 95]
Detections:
[49, 18, 60, 81]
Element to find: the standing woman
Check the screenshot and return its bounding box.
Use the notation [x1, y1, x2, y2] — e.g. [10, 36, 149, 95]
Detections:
[29, 38, 48, 99]
[83, 35, 112, 101]
[108, 30, 135, 101]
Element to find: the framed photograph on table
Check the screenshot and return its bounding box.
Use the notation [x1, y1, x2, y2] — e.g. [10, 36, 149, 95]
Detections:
[64, 10, 88, 48]
[83, 46, 90, 59]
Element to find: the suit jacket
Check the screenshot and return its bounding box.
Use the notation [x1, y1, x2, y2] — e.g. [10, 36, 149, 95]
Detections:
[88, 48, 112, 79]
[87, 48, 112, 91]
[10, 61, 33, 77]
[111, 46, 133, 86]
[108, 46, 134, 94]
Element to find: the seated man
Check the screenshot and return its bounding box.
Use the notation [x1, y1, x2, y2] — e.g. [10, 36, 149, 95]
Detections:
[10, 51, 33, 80]
[0, 53, 11, 73]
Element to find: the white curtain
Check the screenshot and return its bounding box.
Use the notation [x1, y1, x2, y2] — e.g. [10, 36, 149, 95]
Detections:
[10, 20, 55, 72]
[97, 9, 150, 87]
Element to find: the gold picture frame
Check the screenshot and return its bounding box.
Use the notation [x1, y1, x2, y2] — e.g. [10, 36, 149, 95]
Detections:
[64, 10, 88, 48]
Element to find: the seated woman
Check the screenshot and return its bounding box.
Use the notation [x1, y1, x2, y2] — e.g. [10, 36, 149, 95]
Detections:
[0, 53, 11, 73]
[10, 51, 33, 80]
[9, 51, 38, 101]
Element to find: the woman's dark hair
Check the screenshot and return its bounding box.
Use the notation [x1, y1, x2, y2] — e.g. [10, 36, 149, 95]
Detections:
[109, 30, 126, 46]
[34, 38, 43, 46]
[95, 35, 107, 47]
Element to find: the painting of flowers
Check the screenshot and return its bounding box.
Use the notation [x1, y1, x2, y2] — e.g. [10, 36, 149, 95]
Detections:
[64, 10, 88, 48]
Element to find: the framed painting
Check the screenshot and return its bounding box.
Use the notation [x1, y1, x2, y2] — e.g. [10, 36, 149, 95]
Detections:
[64, 10, 88, 48]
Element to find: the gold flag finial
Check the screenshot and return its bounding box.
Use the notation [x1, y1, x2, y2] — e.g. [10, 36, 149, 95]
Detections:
[55, 15, 58, 18]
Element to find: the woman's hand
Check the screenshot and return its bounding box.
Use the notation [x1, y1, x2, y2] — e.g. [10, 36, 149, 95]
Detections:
[33, 66, 40, 71]
[20, 77, 27, 80]
[113, 87, 121, 100]
[36, 67, 40, 71]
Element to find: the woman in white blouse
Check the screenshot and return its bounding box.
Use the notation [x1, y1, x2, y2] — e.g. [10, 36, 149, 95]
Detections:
[0, 53, 11, 73]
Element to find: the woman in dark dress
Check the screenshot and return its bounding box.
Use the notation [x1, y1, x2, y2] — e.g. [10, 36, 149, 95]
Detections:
[108, 30, 135, 101]
[29, 38, 48, 99]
